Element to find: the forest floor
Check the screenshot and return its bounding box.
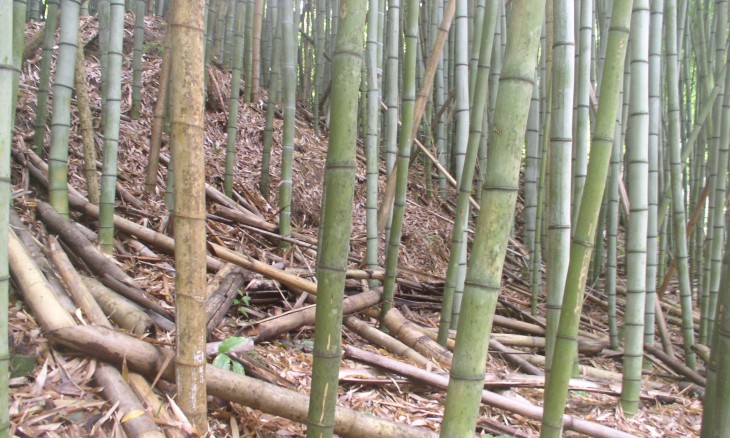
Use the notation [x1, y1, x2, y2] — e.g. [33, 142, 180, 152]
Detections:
[8, 14, 704, 437]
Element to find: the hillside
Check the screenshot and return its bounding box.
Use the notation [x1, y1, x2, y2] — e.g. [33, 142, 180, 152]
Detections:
[7, 12, 704, 437]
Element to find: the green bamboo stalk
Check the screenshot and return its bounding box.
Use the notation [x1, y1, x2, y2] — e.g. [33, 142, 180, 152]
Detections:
[98, 0, 110, 122]
[605, 112, 622, 350]
[532, 78, 548, 315]
[305, 3, 365, 436]
[700, 65, 730, 438]
[28, 0, 38, 20]
[451, 0, 468, 183]
[433, 0, 447, 198]
[260, 0, 271, 87]
[544, 0, 576, 369]
[379, 0, 418, 324]
[383, 0, 400, 175]
[278, 0, 296, 245]
[260, 0, 279, 201]
[11, 0, 28, 126]
[32, 0, 59, 153]
[250, 0, 262, 102]
[365, 0, 381, 285]
[11, 0, 26, 125]
[540, 0, 633, 433]
[224, 0, 245, 198]
[620, 0, 650, 416]
[524, 68, 540, 288]
[47, 0, 81, 218]
[243, 0, 253, 102]
[704, 0, 728, 345]
[656, 81, 723, 230]
[645, 0, 663, 349]
[169, 0, 208, 427]
[131, 0, 145, 119]
[98, 0, 125, 253]
[665, 0, 697, 369]
[486, 0, 503, 128]
[223, 0, 235, 69]
[447, 0, 470, 328]
[204, 0, 213, 90]
[313, 0, 325, 135]
[437, 0, 497, 345]
[439, 0, 545, 433]
[571, 0, 592, 223]
[467, 0, 484, 108]
[0, 1, 14, 434]
[213, 0, 228, 63]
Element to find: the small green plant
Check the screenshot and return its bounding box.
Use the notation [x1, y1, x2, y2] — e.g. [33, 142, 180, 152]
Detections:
[142, 40, 164, 55]
[212, 336, 247, 374]
[234, 290, 252, 319]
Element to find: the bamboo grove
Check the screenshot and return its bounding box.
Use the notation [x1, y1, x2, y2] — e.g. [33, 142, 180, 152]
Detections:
[1, 0, 730, 435]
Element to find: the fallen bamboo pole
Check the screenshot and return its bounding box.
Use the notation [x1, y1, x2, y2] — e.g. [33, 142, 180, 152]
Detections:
[254, 289, 382, 342]
[9, 231, 163, 437]
[344, 346, 635, 438]
[343, 315, 435, 369]
[48, 325, 438, 438]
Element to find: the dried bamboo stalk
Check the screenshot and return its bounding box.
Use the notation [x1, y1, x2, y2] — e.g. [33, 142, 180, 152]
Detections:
[81, 276, 155, 335]
[10, 232, 162, 437]
[344, 346, 634, 438]
[255, 289, 382, 342]
[343, 316, 435, 369]
[48, 325, 438, 438]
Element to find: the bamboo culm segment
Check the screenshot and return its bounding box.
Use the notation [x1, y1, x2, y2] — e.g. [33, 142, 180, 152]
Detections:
[169, 0, 209, 428]
[98, 0, 125, 253]
[437, 0, 498, 345]
[664, 0, 697, 370]
[379, 0, 420, 327]
[439, 0, 545, 434]
[32, 0, 59, 154]
[544, 0, 576, 370]
[620, 0, 650, 417]
[47, 0, 81, 218]
[224, 0, 245, 198]
[306, 4, 366, 434]
[541, 0, 633, 434]
[278, 0, 296, 245]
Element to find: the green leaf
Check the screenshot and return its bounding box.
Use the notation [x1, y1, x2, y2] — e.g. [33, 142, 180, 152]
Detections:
[218, 336, 249, 354]
[231, 361, 245, 375]
[213, 353, 232, 371]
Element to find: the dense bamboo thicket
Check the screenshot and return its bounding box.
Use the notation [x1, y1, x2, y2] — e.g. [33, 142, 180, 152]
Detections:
[3, 0, 730, 436]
